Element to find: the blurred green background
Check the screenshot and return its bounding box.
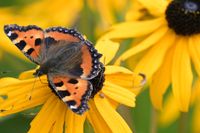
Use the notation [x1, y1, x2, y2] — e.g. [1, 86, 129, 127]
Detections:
[0, 0, 194, 132]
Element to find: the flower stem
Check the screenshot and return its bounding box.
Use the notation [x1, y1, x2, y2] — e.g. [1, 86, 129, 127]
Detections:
[179, 112, 188, 133]
[150, 107, 157, 133]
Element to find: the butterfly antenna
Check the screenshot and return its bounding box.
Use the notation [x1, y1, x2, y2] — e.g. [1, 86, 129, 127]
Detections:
[132, 73, 146, 88]
[28, 73, 40, 100]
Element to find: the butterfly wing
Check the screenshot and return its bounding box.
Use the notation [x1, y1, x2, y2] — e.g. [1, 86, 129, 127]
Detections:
[4, 24, 44, 64]
[44, 27, 102, 79]
[48, 74, 93, 114]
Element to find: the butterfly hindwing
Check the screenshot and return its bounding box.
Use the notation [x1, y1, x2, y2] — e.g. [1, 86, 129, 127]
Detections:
[4, 24, 44, 64]
[48, 74, 93, 114]
[44, 27, 102, 79]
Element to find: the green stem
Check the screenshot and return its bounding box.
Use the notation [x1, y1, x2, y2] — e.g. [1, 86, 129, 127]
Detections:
[179, 112, 188, 133]
[118, 105, 135, 131]
[150, 107, 157, 133]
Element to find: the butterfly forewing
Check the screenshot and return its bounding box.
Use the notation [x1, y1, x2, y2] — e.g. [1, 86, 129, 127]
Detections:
[44, 27, 102, 79]
[4, 24, 44, 64]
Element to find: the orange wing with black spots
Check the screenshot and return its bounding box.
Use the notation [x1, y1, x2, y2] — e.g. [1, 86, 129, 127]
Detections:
[48, 74, 93, 114]
[4, 24, 44, 64]
[44, 27, 102, 79]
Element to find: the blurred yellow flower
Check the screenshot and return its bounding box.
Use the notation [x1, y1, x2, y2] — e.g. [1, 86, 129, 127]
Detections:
[125, 0, 148, 21]
[0, 36, 144, 132]
[105, 0, 200, 112]
[0, 0, 83, 59]
[159, 79, 200, 133]
[190, 79, 200, 133]
[86, 0, 130, 36]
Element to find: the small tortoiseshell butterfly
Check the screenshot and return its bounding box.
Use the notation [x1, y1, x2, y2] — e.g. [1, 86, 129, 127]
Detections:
[4, 24, 104, 114]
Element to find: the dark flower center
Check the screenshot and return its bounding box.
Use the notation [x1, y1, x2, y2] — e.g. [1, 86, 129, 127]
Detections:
[165, 0, 200, 36]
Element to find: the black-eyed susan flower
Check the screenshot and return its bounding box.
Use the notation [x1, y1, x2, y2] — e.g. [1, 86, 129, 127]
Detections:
[0, 36, 144, 132]
[104, 0, 200, 112]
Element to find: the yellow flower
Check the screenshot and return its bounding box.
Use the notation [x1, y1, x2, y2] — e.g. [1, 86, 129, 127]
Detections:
[125, 0, 148, 21]
[86, 0, 130, 36]
[104, 0, 200, 112]
[159, 79, 200, 133]
[0, 0, 82, 59]
[0, 36, 144, 132]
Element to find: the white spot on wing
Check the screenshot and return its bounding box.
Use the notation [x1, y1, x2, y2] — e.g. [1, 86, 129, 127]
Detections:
[70, 105, 78, 109]
[7, 31, 12, 37]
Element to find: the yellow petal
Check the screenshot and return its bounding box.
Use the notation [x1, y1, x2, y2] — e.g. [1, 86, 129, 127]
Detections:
[172, 37, 193, 112]
[105, 66, 144, 95]
[36, 101, 64, 133]
[65, 109, 86, 133]
[29, 95, 59, 133]
[115, 26, 168, 64]
[89, 0, 115, 24]
[188, 35, 200, 76]
[134, 30, 175, 80]
[48, 102, 66, 133]
[137, 0, 168, 16]
[125, 0, 146, 21]
[159, 94, 180, 126]
[150, 47, 174, 110]
[0, 78, 49, 98]
[105, 65, 133, 74]
[87, 100, 112, 133]
[105, 72, 134, 88]
[0, 77, 20, 88]
[0, 97, 4, 103]
[95, 38, 120, 65]
[0, 94, 50, 116]
[103, 81, 136, 107]
[106, 97, 119, 109]
[94, 96, 132, 133]
[19, 70, 35, 79]
[0, 79, 51, 116]
[105, 17, 166, 39]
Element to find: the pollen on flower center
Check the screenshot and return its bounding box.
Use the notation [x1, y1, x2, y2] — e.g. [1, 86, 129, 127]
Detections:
[165, 0, 200, 36]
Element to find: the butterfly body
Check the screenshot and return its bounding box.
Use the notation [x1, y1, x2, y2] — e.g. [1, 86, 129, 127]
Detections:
[4, 24, 104, 114]
[35, 41, 83, 78]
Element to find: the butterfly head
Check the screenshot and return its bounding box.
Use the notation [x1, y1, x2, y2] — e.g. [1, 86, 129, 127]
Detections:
[34, 66, 48, 77]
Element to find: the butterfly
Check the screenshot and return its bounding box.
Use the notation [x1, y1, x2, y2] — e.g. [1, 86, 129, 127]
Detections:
[4, 24, 104, 115]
